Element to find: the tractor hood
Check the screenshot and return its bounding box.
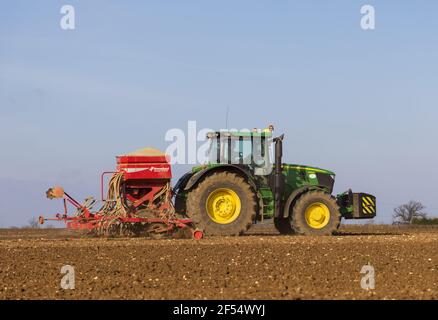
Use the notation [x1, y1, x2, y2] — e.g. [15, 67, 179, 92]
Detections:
[282, 164, 335, 176]
[283, 164, 335, 193]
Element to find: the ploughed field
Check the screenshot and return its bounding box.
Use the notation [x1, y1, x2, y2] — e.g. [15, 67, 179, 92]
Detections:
[0, 224, 437, 300]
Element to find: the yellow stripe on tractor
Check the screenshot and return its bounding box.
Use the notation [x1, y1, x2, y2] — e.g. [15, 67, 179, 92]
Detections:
[362, 197, 370, 206]
[362, 197, 376, 214]
[366, 196, 375, 206]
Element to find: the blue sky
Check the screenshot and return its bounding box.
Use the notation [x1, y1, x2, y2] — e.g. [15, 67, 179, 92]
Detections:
[1, 1, 437, 226]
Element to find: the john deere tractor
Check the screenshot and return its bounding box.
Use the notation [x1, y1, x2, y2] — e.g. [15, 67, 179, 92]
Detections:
[174, 130, 376, 236]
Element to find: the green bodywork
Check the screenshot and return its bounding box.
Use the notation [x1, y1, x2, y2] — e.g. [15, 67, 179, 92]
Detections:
[188, 163, 335, 219]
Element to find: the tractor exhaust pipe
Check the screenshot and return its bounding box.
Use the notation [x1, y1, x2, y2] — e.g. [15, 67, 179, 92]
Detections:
[273, 134, 284, 218]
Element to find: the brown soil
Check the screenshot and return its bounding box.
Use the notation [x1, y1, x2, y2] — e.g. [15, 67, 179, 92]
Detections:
[0, 224, 437, 300]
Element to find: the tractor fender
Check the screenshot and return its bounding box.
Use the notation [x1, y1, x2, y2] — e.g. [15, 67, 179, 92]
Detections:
[184, 165, 258, 192]
[282, 186, 326, 218]
[173, 172, 192, 193]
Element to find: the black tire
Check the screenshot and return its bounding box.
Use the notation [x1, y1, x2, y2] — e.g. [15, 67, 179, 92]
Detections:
[186, 171, 257, 236]
[274, 217, 294, 234]
[174, 193, 187, 215]
[291, 190, 341, 236]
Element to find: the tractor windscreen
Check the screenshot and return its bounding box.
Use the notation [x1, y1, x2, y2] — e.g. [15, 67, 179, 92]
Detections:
[207, 133, 273, 174]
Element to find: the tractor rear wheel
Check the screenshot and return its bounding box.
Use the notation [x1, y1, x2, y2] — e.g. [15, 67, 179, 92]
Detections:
[290, 190, 341, 236]
[186, 172, 256, 236]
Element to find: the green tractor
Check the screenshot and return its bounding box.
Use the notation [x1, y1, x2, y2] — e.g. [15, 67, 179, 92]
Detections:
[174, 130, 376, 236]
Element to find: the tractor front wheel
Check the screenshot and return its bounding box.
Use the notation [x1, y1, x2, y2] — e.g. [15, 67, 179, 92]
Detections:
[291, 190, 341, 236]
[186, 172, 256, 236]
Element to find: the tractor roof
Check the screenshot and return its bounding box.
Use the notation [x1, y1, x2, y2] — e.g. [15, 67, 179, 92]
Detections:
[207, 131, 273, 138]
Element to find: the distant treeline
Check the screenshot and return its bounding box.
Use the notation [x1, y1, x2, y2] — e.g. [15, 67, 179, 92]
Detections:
[412, 217, 438, 225]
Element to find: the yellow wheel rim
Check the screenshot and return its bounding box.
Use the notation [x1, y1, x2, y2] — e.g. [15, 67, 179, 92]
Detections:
[305, 202, 330, 229]
[206, 188, 241, 224]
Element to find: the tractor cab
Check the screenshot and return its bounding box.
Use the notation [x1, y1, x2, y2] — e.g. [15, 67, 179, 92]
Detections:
[206, 130, 274, 175]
